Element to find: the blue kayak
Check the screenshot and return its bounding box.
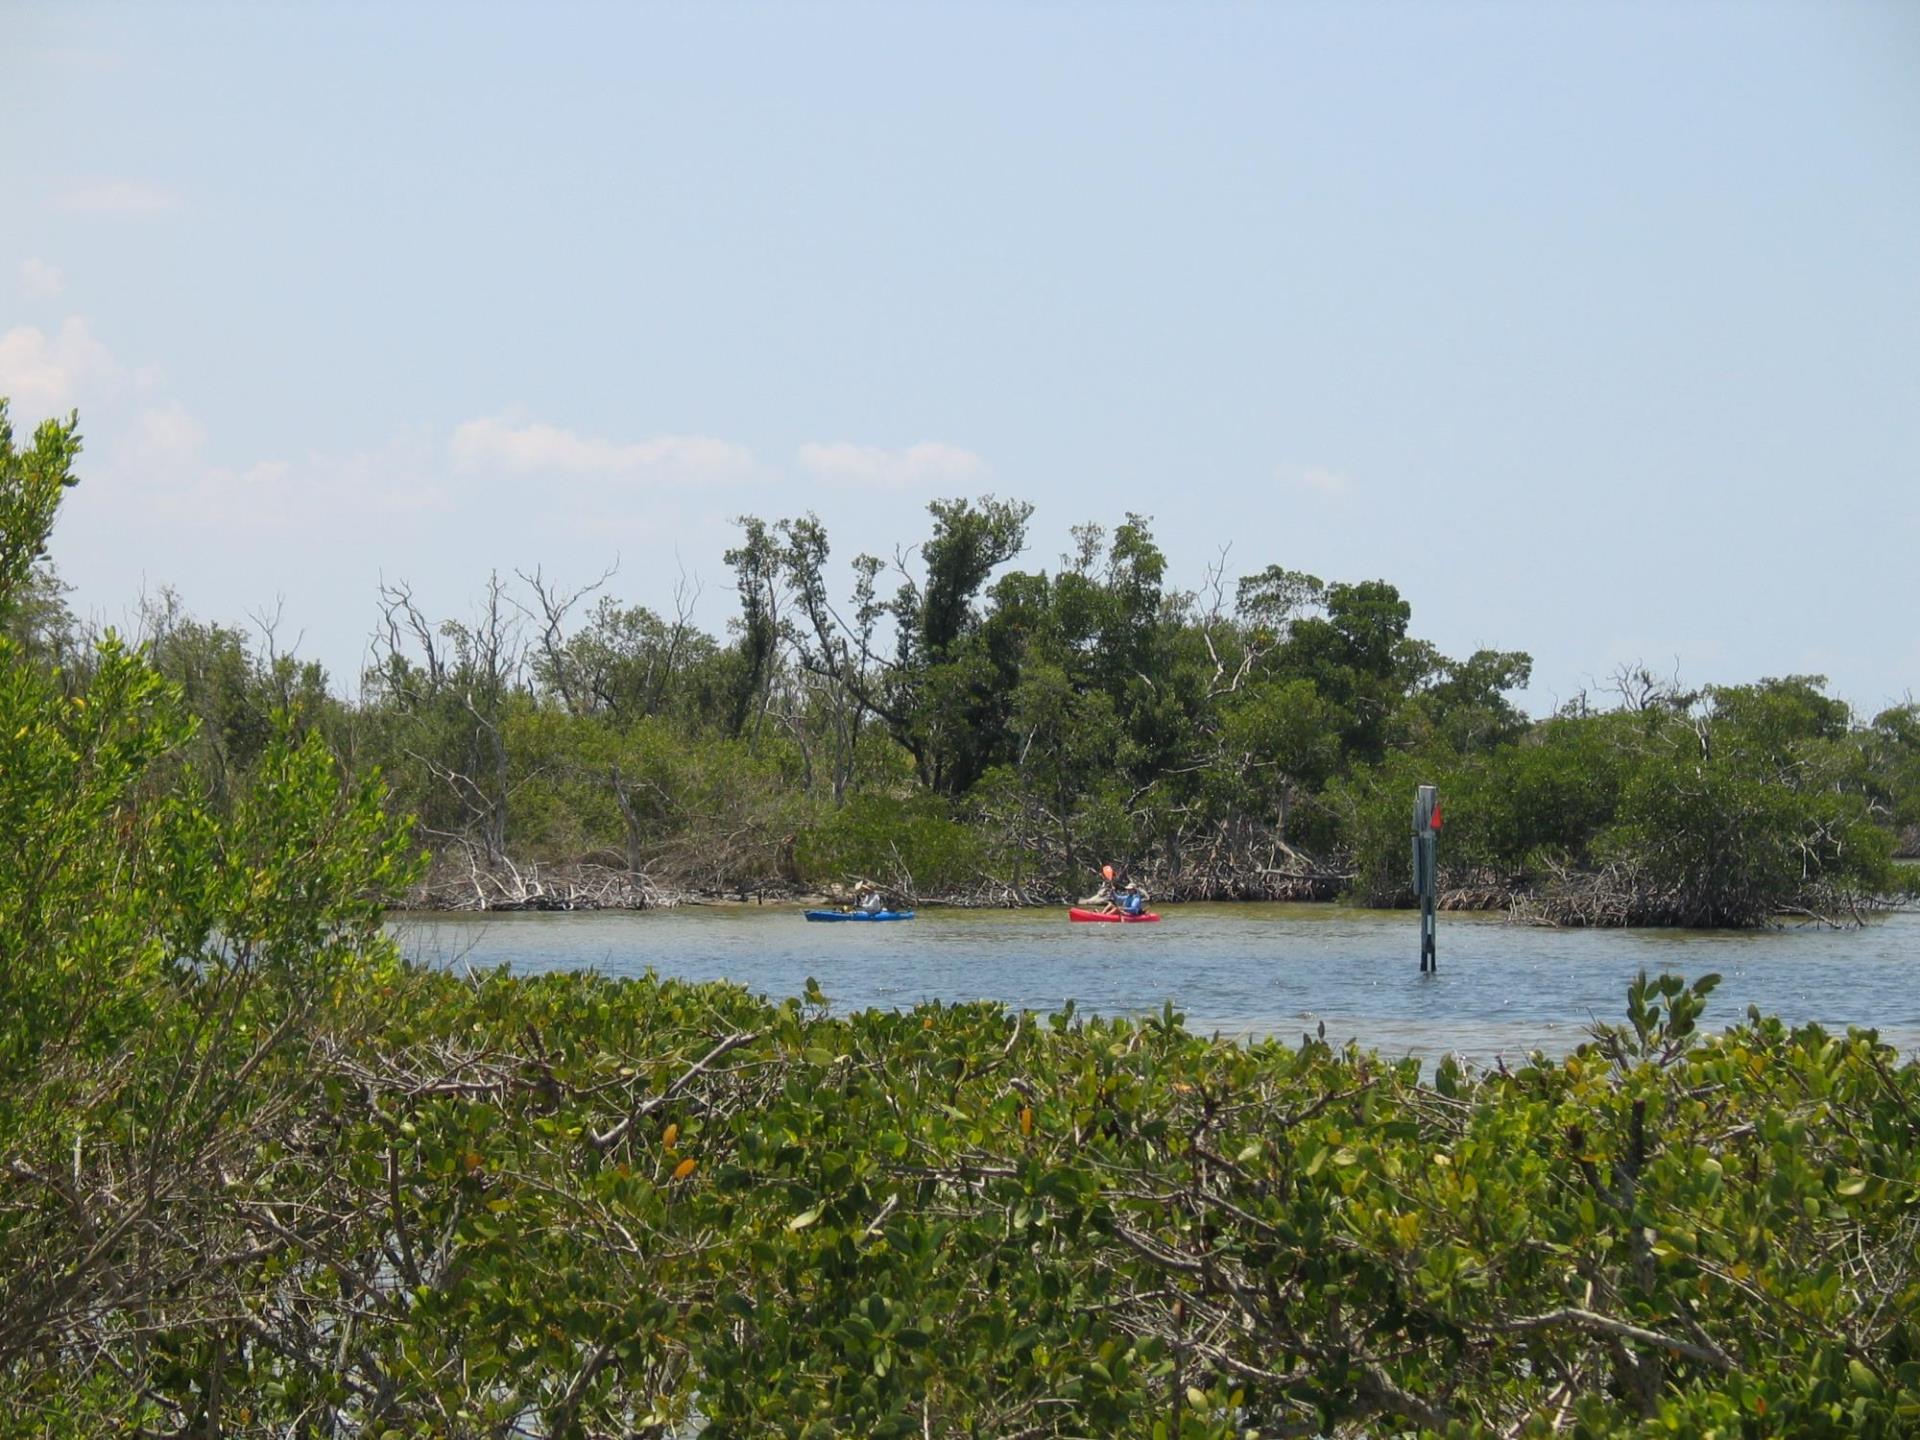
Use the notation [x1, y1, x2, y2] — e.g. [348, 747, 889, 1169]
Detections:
[804, 909, 915, 922]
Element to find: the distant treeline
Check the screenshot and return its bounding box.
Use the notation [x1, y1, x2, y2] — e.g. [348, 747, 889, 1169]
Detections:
[13, 408, 1919, 923]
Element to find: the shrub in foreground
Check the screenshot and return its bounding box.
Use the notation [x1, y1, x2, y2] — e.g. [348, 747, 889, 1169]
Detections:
[5, 963, 1919, 1437]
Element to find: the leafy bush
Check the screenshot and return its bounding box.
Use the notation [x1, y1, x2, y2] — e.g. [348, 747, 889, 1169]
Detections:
[1335, 701, 1896, 922]
[1600, 745, 1893, 925]
[8, 950, 1920, 1436]
[795, 790, 987, 899]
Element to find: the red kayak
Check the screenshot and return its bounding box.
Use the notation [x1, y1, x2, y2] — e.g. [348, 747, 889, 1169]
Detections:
[1068, 907, 1162, 924]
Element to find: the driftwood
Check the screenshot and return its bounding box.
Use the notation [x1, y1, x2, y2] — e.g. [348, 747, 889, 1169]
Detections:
[404, 853, 669, 912]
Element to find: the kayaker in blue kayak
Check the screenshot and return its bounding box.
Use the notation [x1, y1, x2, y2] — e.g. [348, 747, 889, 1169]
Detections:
[826, 877, 890, 914]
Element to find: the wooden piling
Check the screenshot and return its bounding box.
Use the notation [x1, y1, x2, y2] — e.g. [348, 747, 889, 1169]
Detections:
[1413, 784, 1438, 973]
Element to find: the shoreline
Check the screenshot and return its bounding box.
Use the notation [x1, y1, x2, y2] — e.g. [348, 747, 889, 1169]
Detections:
[386, 883, 1916, 928]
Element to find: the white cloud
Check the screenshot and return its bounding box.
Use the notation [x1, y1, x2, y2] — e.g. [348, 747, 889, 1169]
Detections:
[119, 426, 451, 533]
[296, 437, 450, 518]
[0, 318, 124, 418]
[133, 402, 207, 463]
[53, 180, 183, 216]
[450, 415, 756, 482]
[796, 440, 988, 490]
[1280, 463, 1353, 498]
[19, 258, 65, 299]
[101, 402, 751, 543]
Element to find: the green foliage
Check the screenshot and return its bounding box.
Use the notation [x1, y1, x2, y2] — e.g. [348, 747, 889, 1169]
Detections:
[794, 791, 986, 898]
[723, 515, 787, 739]
[0, 632, 184, 1093]
[1273, 578, 1413, 764]
[1336, 688, 1896, 922]
[1400, 647, 1536, 755]
[901, 494, 1035, 661]
[8, 946, 1919, 1435]
[1602, 736, 1890, 926]
[0, 401, 80, 611]
[0, 421, 424, 1428]
[1865, 704, 1920, 848]
[138, 590, 337, 810]
[541, 593, 727, 727]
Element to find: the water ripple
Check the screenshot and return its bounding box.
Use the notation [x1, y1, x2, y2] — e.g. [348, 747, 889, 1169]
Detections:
[389, 903, 1920, 1064]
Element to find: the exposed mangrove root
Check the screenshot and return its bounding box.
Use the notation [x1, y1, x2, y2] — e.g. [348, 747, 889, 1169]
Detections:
[1496, 862, 1886, 929]
[395, 832, 1901, 926]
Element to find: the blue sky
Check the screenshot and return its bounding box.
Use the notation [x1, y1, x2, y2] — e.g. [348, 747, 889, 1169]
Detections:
[4, 1, 1917, 712]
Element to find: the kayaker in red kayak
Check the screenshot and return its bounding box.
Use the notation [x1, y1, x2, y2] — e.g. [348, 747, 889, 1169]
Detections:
[1085, 863, 1149, 917]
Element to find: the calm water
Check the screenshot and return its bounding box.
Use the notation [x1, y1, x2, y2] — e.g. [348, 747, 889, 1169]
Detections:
[389, 903, 1920, 1064]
